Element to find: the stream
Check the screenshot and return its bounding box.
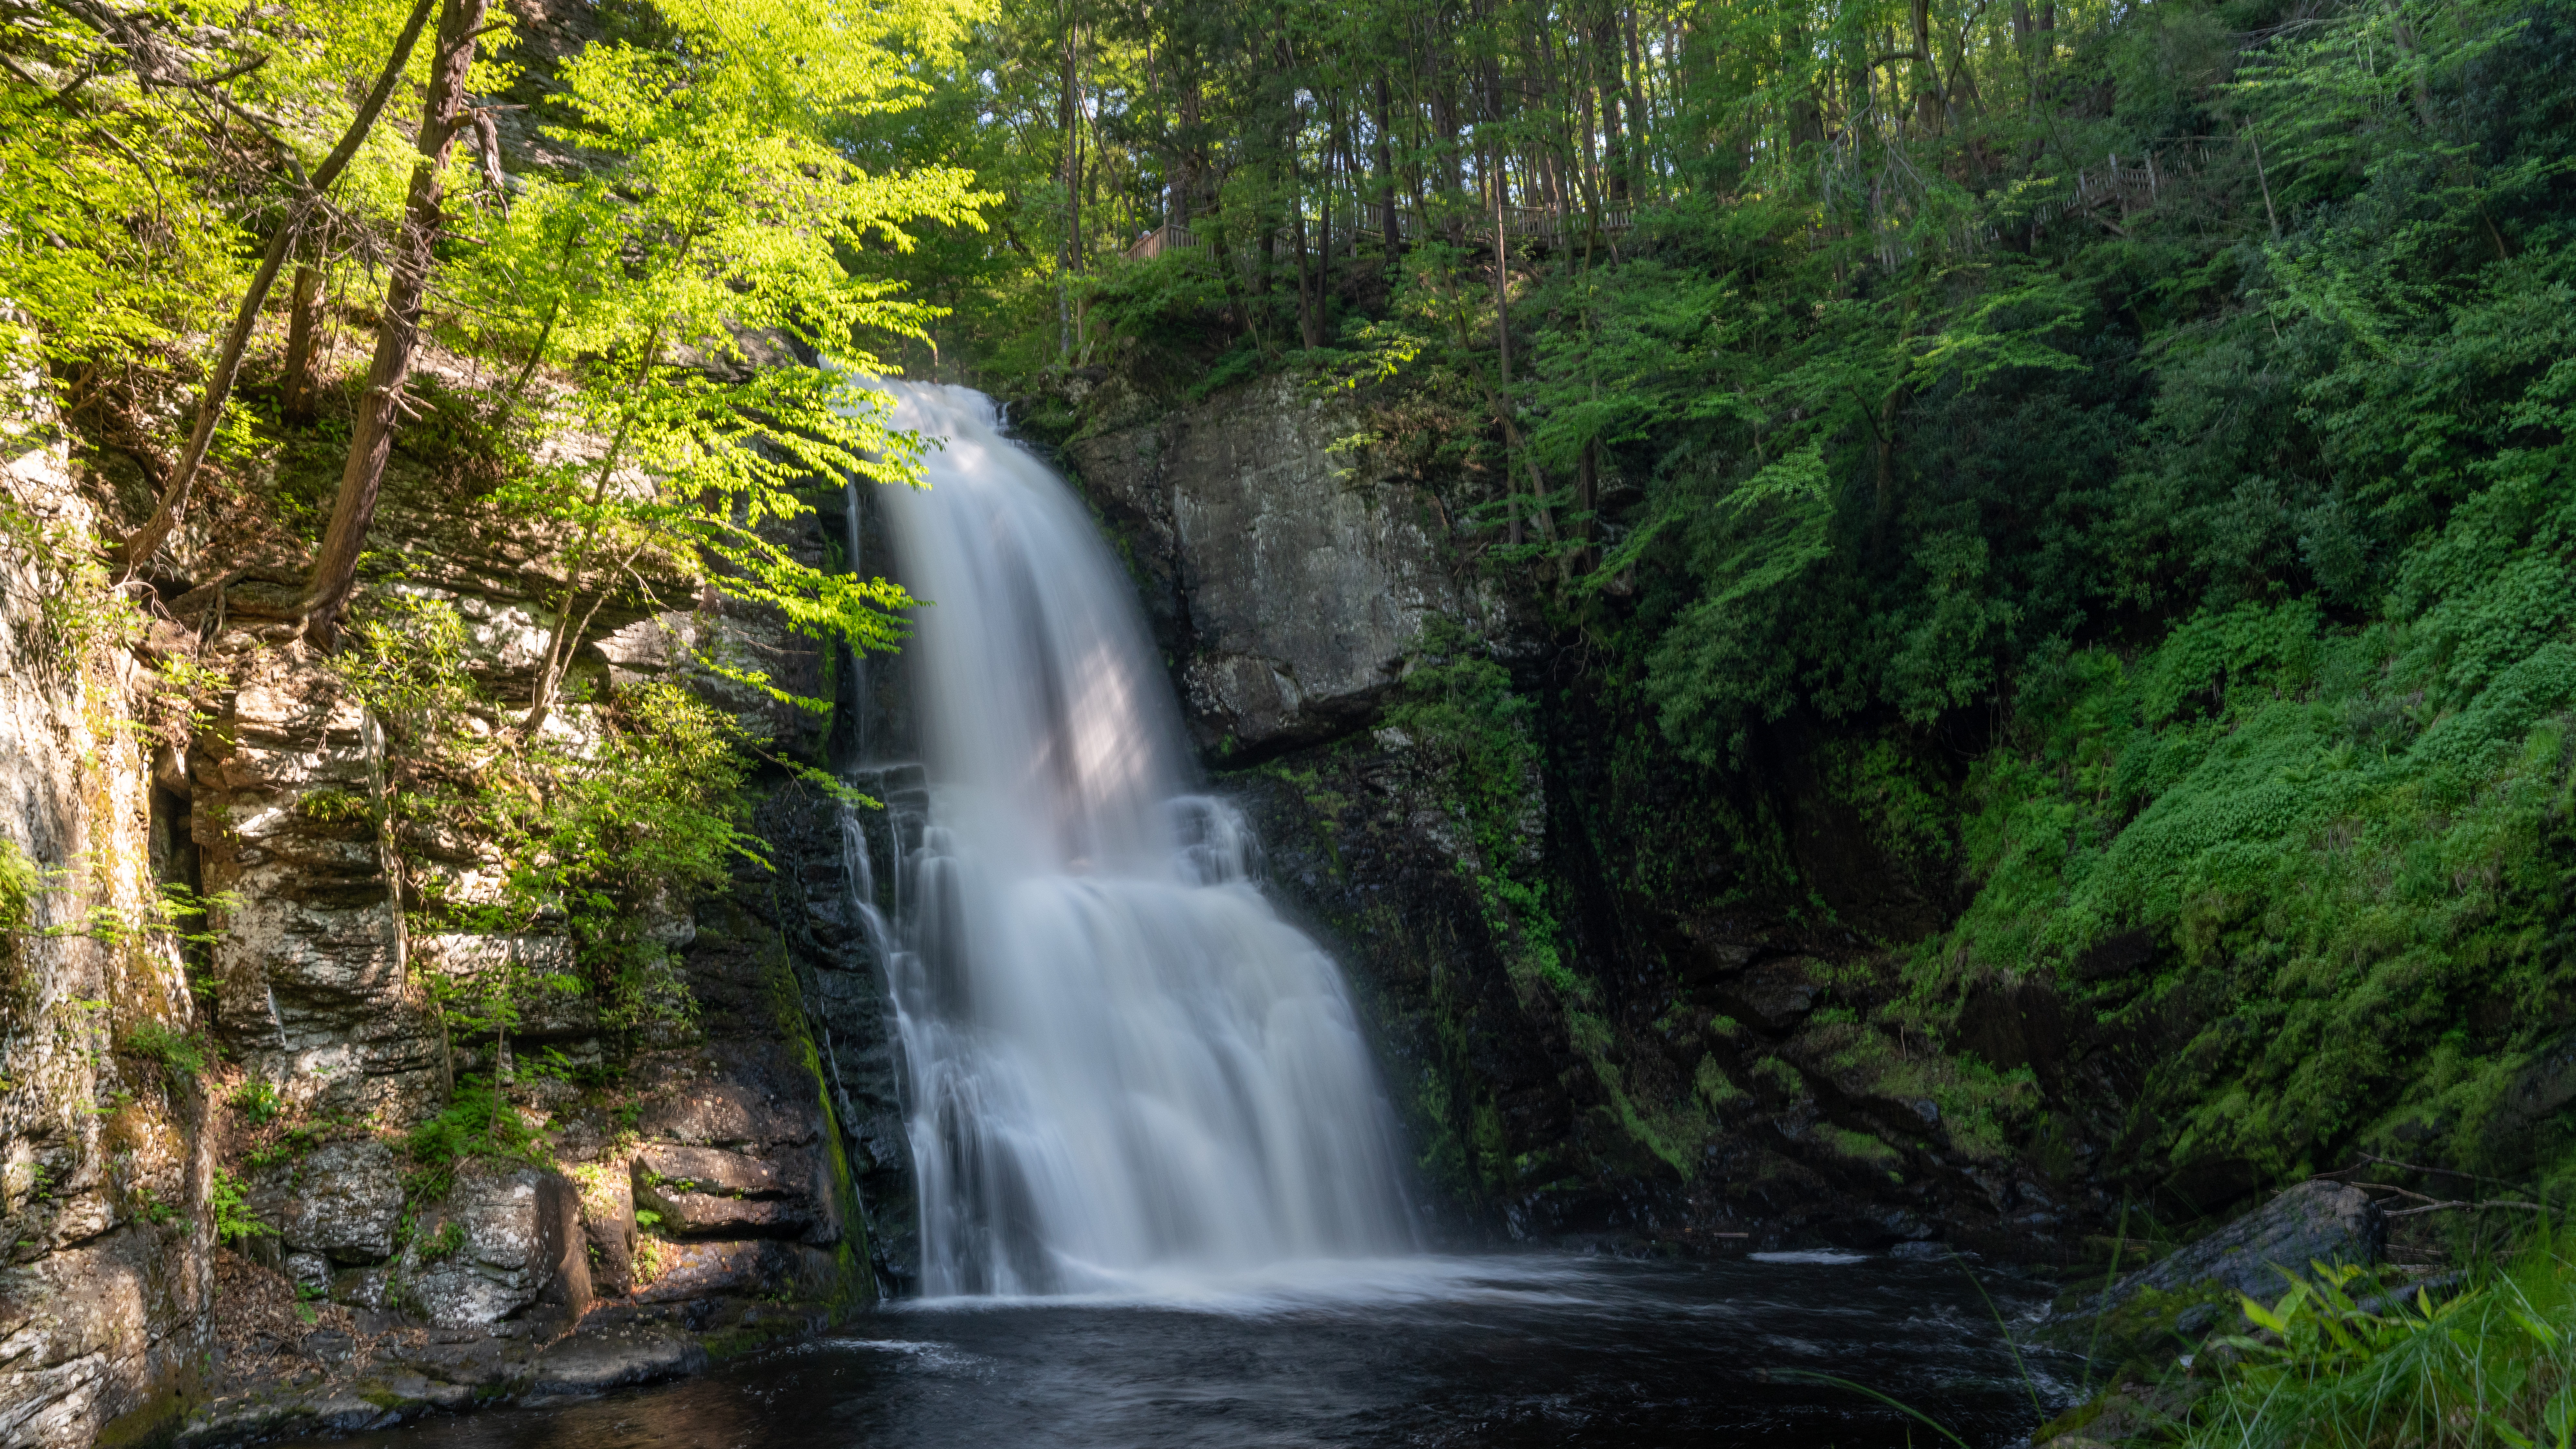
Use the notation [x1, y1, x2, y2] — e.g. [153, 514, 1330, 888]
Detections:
[297, 1253, 2066, 1448]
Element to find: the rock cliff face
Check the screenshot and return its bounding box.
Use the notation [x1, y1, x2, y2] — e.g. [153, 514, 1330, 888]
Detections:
[0, 374, 910, 1444]
[1068, 376, 1489, 759]
[0, 385, 215, 1448]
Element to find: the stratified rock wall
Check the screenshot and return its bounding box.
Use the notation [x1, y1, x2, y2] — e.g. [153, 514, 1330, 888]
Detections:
[195, 650, 449, 1125]
[0, 379, 215, 1446]
[1, 359, 911, 1442]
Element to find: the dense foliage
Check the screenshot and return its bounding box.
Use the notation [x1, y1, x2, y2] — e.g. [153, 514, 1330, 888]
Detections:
[893, 0, 2576, 1218]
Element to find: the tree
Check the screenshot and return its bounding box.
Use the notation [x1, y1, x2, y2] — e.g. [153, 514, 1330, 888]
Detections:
[300, 0, 494, 642]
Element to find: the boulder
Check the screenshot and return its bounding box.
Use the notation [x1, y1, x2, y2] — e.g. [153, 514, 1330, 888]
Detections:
[255, 1139, 405, 1265]
[395, 1163, 592, 1329]
[2116, 1181, 2383, 1304]
[1719, 958, 1824, 1032]
[632, 1144, 833, 1242]
[2485, 1028, 2576, 1173]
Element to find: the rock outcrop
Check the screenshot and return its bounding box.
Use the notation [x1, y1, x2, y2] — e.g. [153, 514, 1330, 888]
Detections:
[0, 329, 914, 1441]
[0, 384, 216, 1448]
[2093, 1181, 2387, 1314]
[395, 1163, 592, 1329]
[1067, 376, 1480, 757]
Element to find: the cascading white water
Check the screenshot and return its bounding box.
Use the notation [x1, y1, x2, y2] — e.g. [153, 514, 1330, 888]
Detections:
[850, 381, 1416, 1298]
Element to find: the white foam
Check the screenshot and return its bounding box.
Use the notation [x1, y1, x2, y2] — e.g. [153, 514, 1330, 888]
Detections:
[892, 1253, 1637, 1317]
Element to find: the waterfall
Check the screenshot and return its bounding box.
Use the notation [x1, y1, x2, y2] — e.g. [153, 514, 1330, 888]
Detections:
[844, 381, 1415, 1298]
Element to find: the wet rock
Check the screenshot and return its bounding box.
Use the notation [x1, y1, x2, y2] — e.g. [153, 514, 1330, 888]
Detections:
[525, 1327, 707, 1400]
[395, 1163, 593, 1329]
[174, 1390, 405, 1446]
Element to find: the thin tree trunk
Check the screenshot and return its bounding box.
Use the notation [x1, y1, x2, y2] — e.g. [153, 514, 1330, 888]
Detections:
[112, 0, 441, 574]
[1373, 72, 1401, 275]
[1623, 4, 1649, 179]
[1289, 131, 1320, 347]
[1057, 12, 1084, 360]
[301, 0, 492, 645]
[279, 262, 327, 426]
[1597, 8, 1631, 202]
[1911, 0, 1944, 132]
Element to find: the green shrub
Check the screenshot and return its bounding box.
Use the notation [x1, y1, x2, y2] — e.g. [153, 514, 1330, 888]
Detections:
[229, 1080, 284, 1126]
[403, 1077, 547, 1201]
[210, 1168, 274, 1245]
[0, 838, 38, 934]
[2173, 1227, 2576, 1449]
[417, 1219, 466, 1263]
[121, 1019, 210, 1080]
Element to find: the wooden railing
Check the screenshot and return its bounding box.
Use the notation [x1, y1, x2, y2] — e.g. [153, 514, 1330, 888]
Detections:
[1841, 135, 2246, 272]
[1121, 199, 1633, 263]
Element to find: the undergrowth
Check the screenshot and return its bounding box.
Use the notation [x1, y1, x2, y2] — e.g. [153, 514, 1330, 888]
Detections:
[1903, 560, 2576, 1199]
[2167, 1227, 2576, 1449]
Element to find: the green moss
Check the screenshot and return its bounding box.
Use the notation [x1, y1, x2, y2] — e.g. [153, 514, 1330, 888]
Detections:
[1693, 1055, 1749, 1107]
[765, 899, 875, 1314]
[700, 1315, 814, 1361]
[1817, 1124, 1903, 1170]
[1753, 1056, 1805, 1094]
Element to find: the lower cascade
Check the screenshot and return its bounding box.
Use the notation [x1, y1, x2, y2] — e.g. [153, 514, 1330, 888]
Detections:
[843, 381, 1416, 1297]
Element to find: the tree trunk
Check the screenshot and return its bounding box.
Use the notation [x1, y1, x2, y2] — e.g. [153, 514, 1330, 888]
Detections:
[1911, 0, 1944, 132]
[301, 0, 491, 645]
[1624, 5, 1650, 182]
[1597, 9, 1631, 202]
[1373, 72, 1401, 275]
[279, 263, 326, 427]
[110, 0, 440, 575]
[1057, 14, 1084, 361]
[1174, 71, 1203, 227]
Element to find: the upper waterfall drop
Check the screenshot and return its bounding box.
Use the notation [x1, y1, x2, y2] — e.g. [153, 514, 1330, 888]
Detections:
[855, 380, 1417, 1298]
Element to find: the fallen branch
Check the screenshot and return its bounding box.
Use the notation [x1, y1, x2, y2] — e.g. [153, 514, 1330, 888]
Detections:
[2385, 1199, 2548, 1220]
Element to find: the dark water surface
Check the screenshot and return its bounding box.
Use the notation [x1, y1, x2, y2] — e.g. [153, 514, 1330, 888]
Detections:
[302, 1254, 2073, 1449]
